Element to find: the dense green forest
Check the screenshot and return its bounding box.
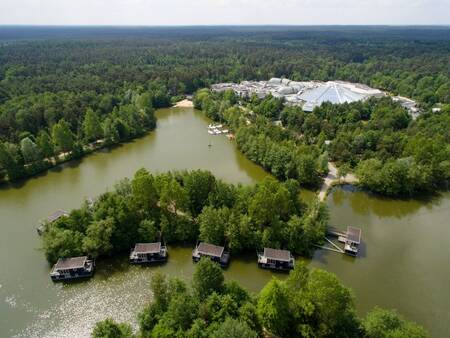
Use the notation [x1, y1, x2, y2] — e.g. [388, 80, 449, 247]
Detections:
[91, 259, 428, 338]
[1, 26, 449, 183]
[42, 169, 327, 264]
[194, 89, 450, 196]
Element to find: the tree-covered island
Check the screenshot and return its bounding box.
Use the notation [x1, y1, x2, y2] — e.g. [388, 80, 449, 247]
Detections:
[42, 169, 327, 264]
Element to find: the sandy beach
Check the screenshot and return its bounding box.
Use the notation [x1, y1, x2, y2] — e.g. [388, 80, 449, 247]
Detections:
[174, 99, 194, 108]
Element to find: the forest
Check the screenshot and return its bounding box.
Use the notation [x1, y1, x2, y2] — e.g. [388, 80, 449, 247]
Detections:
[91, 259, 428, 338]
[194, 89, 450, 196]
[42, 169, 327, 264]
[1, 26, 449, 184]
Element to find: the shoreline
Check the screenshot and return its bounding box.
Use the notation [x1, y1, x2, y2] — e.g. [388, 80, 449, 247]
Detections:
[318, 162, 359, 202]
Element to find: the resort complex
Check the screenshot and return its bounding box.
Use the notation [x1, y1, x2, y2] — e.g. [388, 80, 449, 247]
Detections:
[212, 78, 420, 116]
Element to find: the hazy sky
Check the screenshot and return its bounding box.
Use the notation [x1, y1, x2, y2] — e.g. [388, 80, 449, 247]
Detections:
[0, 0, 449, 26]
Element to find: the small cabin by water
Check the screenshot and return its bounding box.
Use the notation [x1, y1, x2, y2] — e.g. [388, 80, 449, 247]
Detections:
[258, 248, 295, 271]
[343, 226, 361, 256]
[192, 242, 230, 267]
[130, 242, 167, 264]
[50, 256, 95, 282]
[37, 210, 69, 235]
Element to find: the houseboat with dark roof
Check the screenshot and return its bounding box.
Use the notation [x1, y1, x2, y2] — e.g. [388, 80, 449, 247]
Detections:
[130, 242, 167, 264]
[192, 242, 230, 267]
[50, 256, 95, 282]
[258, 248, 295, 271]
[37, 209, 69, 235]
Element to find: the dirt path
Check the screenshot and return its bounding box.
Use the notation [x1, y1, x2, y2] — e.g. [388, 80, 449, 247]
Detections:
[318, 162, 358, 201]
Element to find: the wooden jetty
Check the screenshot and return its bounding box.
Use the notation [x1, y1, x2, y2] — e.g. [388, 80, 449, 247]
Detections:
[258, 248, 294, 271]
[50, 256, 95, 282]
[192, 242, 230, 267]
[130, 242, 167, 264]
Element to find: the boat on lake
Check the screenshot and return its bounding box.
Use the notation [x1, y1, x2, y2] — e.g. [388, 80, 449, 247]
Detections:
[130, 242, 167, 264]
[258, 248, 295, 271]
[192, 242, 230, 267]
[50, 256, 95, 282]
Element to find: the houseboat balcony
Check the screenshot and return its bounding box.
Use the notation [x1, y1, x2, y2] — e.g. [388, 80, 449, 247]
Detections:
[50, 256, 95, 282]
[344, 242, 358, 256]
[129, 242, 167, 264]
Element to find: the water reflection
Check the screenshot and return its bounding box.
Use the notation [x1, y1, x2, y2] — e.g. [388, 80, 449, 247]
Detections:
[330, 185, 442, 218]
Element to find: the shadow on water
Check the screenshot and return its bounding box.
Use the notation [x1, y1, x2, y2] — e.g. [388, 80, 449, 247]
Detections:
[330, 184, 445, 219]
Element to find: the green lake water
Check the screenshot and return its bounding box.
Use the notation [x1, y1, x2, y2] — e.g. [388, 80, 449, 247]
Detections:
[0, 107, 449, 337]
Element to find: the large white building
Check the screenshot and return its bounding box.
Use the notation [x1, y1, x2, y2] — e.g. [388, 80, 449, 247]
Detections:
[212, 78, 392, 112]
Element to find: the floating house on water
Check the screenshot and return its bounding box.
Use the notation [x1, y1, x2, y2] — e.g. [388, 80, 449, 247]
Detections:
[192, 242, 230, 267]
[37, 209, 69, 235]
[50, 256, 95, 282]
[130, 242, 167, 264]
[258, 248, 295, 271]
[323, 226, 362, 256]
[341, 226, 361, 256]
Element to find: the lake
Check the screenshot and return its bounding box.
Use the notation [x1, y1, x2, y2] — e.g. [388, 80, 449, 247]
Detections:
[0, 107, 449, 337]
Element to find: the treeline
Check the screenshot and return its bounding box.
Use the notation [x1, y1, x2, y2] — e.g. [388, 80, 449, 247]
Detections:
[1, 27, 449, 107]
[91, 259, 428, 338]
[0, 87, 164, 182]
[42, 169, 327, 264]
[195, 89, 450, 196]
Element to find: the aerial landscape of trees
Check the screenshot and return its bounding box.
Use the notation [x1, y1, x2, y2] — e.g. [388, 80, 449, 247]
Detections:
[1, 27, 449, 187]
[42, 169, 327, 264]
[1, 26, 446, 337]
[91, 259, 428, 338]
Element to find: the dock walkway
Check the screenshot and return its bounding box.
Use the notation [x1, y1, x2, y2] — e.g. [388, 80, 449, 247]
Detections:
[318, 162, 358, 202]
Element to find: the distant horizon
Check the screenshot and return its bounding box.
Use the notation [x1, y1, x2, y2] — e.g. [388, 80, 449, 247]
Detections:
[1, 0, 449, 26]
[1, 24, 450, 27]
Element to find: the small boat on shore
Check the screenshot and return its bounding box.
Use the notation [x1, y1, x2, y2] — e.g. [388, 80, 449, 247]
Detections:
[208, 124, 223, 129]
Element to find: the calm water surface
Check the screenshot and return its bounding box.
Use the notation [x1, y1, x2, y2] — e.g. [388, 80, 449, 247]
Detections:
[0, 107, 449, 337]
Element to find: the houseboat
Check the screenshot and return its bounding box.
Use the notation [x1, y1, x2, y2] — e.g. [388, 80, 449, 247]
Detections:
[130, 242, 167, 264]
[192, 242, 230, 267]
[50, 256, 95, 282]
[37, 209, 69, 235]
[258, 248, 295, 271]
[343, 226, 361, 256]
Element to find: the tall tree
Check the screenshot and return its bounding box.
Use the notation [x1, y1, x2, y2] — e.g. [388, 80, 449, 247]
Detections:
[192, 258, 224, 300]
[0, 142, 26, 180]
[82, 218, 114, 258]
[92, 318, 134, 338]
[51, 119, 74, 154]
[363, 307, 427, 338]
[20, 137, 42, 164]
[256, 278, 292, 337]
[83, 108, 103, 142]
[36, 130, 55, 158]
